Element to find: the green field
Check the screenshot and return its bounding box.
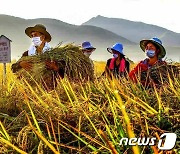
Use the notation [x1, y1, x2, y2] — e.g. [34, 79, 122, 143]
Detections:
[0, 62, 179, 154]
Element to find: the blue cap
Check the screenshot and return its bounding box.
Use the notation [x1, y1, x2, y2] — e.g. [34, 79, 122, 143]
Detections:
[82, 41, 96, 50]
[107, 43, 124, 55]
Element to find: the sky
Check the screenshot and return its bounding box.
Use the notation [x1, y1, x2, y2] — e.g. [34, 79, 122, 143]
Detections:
[0, 0, 180, 33]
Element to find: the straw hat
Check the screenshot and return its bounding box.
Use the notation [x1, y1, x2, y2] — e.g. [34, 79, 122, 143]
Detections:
[25, 24, 51, 42]
[140, 37, 166, 59]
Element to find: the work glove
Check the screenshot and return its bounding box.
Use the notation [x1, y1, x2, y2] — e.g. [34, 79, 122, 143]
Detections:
[19, 61, 32, 71]
[45, 60, 59, 71]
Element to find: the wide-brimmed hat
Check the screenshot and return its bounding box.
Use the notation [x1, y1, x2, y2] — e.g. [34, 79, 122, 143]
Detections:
[25, 24, 51, 42]
[82, 41, 96, 50]
[140, 37, 166, 59]
[107, 43, 124, 56]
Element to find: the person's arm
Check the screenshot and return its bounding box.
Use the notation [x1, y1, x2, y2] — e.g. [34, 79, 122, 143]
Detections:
[45, 60, 66, 79]
[129, 61, 148, 83]
[45, 60, 59, 71]
[11, 51, 29, 73]
[129, 64, 139, 83]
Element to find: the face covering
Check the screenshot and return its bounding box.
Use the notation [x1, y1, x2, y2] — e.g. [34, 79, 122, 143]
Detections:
[113, 54, 118, 58]
[146, 50, 155, 58]
[84, 52, 92, 57]
[32, 37, 42, 46]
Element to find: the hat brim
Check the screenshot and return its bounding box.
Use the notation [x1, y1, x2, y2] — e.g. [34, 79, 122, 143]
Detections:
[86, 47, 96, 50]
[25, 27, 51, 42]
[140, 39, 166, 59]
[83, 45, 96, 50]
[83, 47, 96, 52]
[107, 47, 125, 56]
[83, 48, 96, 53]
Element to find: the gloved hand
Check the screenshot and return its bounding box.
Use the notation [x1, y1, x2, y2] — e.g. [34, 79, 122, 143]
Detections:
[19, 61, 32, 71]
[45, 60, 59, 71]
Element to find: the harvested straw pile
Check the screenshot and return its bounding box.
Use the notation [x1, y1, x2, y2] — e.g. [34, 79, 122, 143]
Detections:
[12, 44, 94, 88]
[141, 64, 180, 85]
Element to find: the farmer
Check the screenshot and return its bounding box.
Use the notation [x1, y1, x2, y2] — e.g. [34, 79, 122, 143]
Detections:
[129, 37, 167, 85]
[11, 24, 66, 90]
[81, 41, 96, 79]
[102, 43, 130, 78]
[11, 24, 64, 77]
[81, 41, 96, 58]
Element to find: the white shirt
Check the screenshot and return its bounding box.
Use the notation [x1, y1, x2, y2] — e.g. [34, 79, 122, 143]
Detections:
[28, 42, 51, 56]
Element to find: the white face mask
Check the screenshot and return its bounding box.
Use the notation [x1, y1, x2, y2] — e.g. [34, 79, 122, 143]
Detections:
[32, 37, 42, 46]
[84, 52, 92, 57]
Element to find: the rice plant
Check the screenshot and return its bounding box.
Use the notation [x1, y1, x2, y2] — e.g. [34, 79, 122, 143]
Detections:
[0, 61, 179, 153]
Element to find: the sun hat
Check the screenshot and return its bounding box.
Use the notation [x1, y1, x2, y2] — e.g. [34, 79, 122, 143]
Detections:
[82, 41, 96, 50]
[107, 43, 124, 55]
[140, 37, 166, 59]
[25, 24, 51, 42]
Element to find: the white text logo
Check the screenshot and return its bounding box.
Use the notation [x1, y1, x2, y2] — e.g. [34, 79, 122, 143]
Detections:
[119, 133, 177, 150]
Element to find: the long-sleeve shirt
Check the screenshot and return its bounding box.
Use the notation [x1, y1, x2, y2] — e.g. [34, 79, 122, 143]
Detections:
[129, 58, 167, 84]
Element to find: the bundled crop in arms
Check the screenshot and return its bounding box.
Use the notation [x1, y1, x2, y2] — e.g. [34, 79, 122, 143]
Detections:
[12, 44, 94, 88]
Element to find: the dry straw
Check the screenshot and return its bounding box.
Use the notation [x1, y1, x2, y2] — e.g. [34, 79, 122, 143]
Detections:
[141, 64, 180, 86]
[12, 44, 94, 88]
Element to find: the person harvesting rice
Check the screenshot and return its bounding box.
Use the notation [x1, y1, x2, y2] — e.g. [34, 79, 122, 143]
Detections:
[102, 43, 130, 78]
[81, 41, 96, 74]
[24, 24, 52, 57]
[11, 24, 66, 90]
[11, 24, 65, 78]
[81, 41, 96, 58]
[129, 37, 167, 86]
[11, 25, 94, 90]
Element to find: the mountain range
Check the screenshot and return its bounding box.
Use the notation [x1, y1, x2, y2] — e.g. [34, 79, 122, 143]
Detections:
[83, 15, 180, 47]
[0, 14, 179, 62]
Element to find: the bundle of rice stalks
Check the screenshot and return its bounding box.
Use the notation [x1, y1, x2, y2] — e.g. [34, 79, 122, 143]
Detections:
[17, 126, 39, 152]
[141, 64, 180, 86]
[12, 44, 94, 88]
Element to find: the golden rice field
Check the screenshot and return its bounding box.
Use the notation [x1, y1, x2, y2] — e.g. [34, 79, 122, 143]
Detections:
[0, 62, 179, 154]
